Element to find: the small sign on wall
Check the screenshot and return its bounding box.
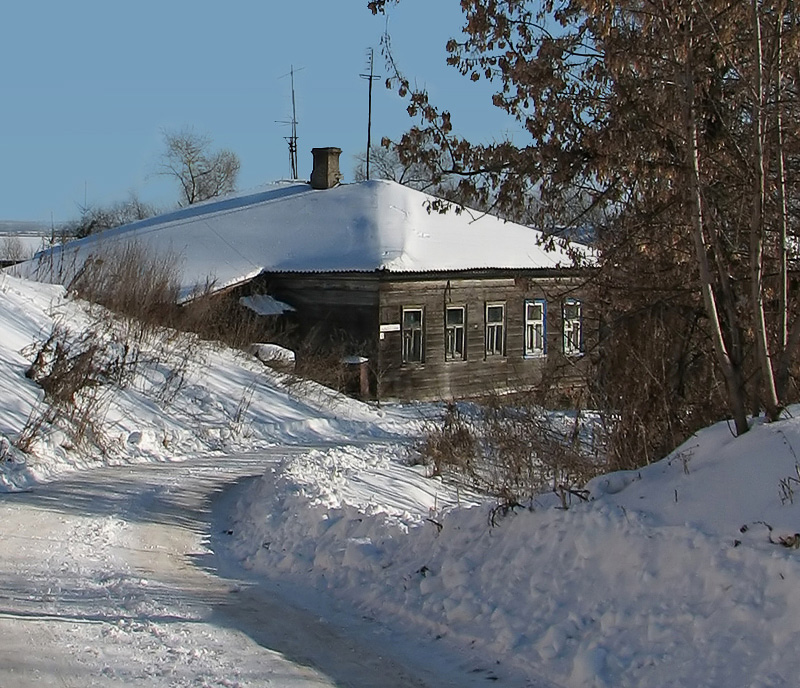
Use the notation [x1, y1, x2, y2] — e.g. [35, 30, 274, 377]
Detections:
[379, 323, 401, 340]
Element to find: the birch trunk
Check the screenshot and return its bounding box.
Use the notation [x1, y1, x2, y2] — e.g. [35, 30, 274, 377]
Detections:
[774, 11, 793, 400]
[684, 56, 749, 435]
[749, 0, 781, 420]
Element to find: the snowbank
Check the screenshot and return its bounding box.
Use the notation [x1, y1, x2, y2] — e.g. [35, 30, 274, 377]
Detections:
[223, 418, 800, 688]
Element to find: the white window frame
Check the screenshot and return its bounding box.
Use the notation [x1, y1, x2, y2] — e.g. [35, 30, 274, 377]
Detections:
[524, 299, 547, 357]
[445, 305, 466, 361]
[563, 298, 583, 356]
[485, 302, 506, 357]
[402, 307, 425, 363]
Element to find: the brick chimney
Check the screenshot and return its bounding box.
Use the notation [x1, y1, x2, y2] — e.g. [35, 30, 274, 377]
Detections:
[310, 147, 342, 190]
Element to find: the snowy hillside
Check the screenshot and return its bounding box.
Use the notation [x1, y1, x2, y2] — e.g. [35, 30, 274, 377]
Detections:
[0, 273, 419, 489]
[2, 272, 800, 687]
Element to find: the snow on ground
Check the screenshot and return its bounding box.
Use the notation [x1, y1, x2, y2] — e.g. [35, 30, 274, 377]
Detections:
[0, 273, 417, 491]
[2, 272, 800, 687]
[1, 453, 464, 688]
[221, 420, 800, 688]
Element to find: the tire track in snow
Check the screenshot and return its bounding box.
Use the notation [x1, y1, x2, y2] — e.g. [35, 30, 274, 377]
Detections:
[0, 450, 446, 687]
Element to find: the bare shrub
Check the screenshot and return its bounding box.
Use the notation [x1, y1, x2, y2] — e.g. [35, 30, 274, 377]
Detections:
[28, 241, 81, 287]
[417, 402, 481, 478]
[417, 394, 601, 509]
[25, 326, 105, 405]
[67, 240, 182, 328]
[779, 464, 800, 505]
[45, 241, 198, 399]
[151, 336, 198, 403]
[33, 239, 294, 365]
[60, 240, 282, 356]
[289, 350, 349, 393]
[21, 324, 117, 450]
[228, 382, 257, 438]
[15, 241, 267, 453]
[480, 396, 597, 508]
[14, 404, 58, 454]
[18, 315, 202, 453]
[590, 302, 727, 471]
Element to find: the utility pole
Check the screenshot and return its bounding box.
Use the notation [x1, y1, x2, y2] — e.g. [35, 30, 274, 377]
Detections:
[359, 48, 380, 180]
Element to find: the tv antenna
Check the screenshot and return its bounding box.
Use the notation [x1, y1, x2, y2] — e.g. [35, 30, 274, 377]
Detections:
[277, 65, 303, 179]
[359, 48, 381, 180]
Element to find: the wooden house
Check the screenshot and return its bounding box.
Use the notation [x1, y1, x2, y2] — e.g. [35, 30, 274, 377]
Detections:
[14, 148, 591, 401]
[254, 268, 589, 401]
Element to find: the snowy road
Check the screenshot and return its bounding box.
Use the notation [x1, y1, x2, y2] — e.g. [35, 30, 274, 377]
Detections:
[0, 451, 449, 688]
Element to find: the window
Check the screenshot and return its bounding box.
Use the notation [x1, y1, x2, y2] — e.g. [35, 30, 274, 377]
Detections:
[563, 298, 582, 355]
[485, 302, 505, 356]
[445, 306, 466, 361]
[525, 299, 546, 357]
[402, 307, 424, 363]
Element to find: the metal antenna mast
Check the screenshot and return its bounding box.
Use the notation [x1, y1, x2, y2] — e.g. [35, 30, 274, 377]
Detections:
[359, 48, 380, 180]
[277, 65, 302, 179]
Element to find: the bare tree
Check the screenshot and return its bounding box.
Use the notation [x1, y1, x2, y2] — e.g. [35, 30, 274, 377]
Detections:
[354, 139, 514, 219]
[0, 236, 29, 264]
[369, 0, 800, 436]
[353, 142, 440, 189]
[65, 193, 159, 239]
[159, 128, 240, 206]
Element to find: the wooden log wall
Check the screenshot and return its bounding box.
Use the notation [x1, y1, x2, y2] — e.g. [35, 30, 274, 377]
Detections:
[376, 273, 590, 401]
[251, 270, 591, 402]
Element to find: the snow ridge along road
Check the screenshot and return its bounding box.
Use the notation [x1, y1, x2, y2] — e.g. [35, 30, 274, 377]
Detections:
[0, 450, 461, 688]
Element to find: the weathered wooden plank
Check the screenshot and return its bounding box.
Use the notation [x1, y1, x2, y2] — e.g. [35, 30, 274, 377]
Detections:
[377, 273, 591, 400]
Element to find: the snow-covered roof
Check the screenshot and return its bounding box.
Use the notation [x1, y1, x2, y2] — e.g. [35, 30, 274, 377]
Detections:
[12, 180, 586, 301]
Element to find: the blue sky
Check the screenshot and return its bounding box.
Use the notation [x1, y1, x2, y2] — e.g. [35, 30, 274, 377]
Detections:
[1, 1, 515, 223]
